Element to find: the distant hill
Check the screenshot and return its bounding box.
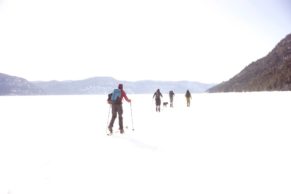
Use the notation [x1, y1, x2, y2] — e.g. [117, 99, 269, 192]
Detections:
[0, 73, 43, 95]
[0, 73, 214, 95]
[208, 33, 291, 92]
[33, 78, 214, 94]
[33, 77, 118, 95]
[123, 80, 214, 94]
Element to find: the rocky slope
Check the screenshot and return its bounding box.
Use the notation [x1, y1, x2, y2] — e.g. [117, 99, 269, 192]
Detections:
[208, 33, 291, 92]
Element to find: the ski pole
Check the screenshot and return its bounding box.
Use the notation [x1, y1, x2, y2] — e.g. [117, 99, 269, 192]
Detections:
[130, 103, 134, 131]
[106, 104, 111, 128]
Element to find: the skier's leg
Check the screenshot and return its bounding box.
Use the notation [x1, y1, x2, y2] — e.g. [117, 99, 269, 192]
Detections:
[117, 105, 124, 133]
[108, 104, 117, 132]
[155, 99, 159, 112]
[170, 98, 173, 107]
[157, 98, 161, 112]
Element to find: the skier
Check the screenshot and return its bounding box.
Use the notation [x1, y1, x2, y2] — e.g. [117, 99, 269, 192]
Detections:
[153, 89, 163, 112]
[108, 84, 131, 134]
[185, 90, 192, 107]
[169, 90, 175, 107]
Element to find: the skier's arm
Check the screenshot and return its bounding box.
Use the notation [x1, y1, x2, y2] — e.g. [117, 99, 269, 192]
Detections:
[122, 90, 131, 103]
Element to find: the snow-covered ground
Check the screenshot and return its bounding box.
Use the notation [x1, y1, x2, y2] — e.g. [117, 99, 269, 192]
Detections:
[0, 92, 291, 194]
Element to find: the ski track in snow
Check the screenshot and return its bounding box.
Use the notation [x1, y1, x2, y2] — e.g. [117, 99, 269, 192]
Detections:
[0, 93, 291, 194]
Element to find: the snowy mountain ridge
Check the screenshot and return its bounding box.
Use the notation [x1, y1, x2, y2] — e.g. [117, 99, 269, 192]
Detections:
[0, 73, 214, 95]
[0, 73, 44, 95]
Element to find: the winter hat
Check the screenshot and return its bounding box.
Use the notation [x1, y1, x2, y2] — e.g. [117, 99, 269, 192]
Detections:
[118, 84, 123, 89]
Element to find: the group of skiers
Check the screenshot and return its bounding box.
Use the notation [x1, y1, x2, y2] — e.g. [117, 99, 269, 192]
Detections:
[107, 83, 192, 135]
[152, 89, 192, 112]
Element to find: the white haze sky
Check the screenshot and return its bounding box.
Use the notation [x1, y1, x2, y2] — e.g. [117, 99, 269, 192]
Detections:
[0, 0, 291, 83]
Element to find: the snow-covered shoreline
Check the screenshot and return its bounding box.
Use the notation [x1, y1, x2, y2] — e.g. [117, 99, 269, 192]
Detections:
[1, 93, 290, 194]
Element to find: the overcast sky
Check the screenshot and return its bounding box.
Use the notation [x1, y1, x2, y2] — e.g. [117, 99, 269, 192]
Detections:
[0, 0, 291, 83]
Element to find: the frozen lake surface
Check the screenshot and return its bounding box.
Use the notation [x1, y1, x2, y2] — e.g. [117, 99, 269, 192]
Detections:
[0, 92, 291, 194]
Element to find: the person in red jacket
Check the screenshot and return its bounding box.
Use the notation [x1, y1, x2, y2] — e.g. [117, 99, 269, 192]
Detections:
[108, 84, 131, 134]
